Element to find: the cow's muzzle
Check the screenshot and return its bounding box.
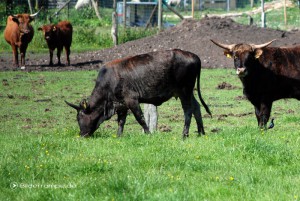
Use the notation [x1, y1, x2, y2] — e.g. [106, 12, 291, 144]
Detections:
[20, 29, 30, 34]
[236, 67, 247, 77]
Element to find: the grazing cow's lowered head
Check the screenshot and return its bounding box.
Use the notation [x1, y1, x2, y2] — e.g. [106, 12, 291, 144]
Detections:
[38, 21, 73, 66]
[66, 49, 211, 138]
[211, 39, 300, 129]
[4, 9, 42, 68]
[65, 99, 115, 137]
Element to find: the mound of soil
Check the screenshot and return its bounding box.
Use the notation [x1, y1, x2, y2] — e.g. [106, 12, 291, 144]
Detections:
[1, 16, 300, 71]
[216, 82, 238, 90]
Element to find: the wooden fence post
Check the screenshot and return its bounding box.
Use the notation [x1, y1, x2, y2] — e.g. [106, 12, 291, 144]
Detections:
[112, 0, 118, 46]
[144, 104, 158, 133]
[158, 0, 162, 30]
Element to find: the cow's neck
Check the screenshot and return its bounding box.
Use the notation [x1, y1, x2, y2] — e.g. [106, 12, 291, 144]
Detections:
[239, 67, 262, 98]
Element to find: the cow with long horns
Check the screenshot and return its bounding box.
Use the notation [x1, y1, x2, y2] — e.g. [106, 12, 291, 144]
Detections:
[4, 9, 41, 68]
[66, 49, 211, 138]
[211, 39, 300, 129]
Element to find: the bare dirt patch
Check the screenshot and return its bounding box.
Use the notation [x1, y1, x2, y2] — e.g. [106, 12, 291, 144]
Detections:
[217, 82, 238, 90]
[1, 16, 300, 71]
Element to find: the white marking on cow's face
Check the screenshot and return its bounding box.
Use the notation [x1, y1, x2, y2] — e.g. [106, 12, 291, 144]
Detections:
[236, 67, 247, 77]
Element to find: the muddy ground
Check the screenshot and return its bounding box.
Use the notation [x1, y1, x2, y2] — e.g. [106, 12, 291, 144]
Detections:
[1, 16, 300, 71]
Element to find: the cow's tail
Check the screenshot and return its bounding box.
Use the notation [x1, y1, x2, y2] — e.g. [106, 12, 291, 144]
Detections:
[197, 66, 212, 117]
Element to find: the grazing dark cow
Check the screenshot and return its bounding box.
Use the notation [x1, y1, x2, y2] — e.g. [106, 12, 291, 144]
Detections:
[211, 39, 300, 129]
[38, 21, 73, 66]
[66, 49, 211, 138]
[4, 10, 40, 68]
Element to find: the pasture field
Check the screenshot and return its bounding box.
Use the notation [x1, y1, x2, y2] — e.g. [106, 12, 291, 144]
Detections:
[1, 69, 300, 200]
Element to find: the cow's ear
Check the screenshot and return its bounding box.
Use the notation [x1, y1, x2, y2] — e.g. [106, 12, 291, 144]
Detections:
[254, 49, 263, 59]
[11, 15, 19, 23]
[224, 50, 233, 58]
[29, 16, 34, 22]
[80, 99, 91, 113]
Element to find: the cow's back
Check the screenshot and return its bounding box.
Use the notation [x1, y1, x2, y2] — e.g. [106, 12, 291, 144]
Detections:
[104, 49, 201, 104]
[57, 21, 73, 46]
[261, 47, 300, 79]
[172, 49, 201, 83]
[4, 16, 19, 45]
[108, 49, 200, 85]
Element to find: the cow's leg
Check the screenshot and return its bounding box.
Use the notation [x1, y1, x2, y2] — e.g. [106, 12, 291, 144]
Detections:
[258, 101, 273, 129]
[125, 99, 150, 133]
[20, 51, 25, 67]
[116, 108, 128, 137]
[49, 49, 54, 66]
[254, 105, 261, 126]
[57, 47, 62, 66]
[20, 44, 27, 67]
[65, 46, 71, 66]
[191, 95, 205, 135]
[179, 96, 193, 138]
[11, 45, 19, 67]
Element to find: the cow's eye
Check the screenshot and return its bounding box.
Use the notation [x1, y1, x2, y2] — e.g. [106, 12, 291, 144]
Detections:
[233, 55, 238, 60]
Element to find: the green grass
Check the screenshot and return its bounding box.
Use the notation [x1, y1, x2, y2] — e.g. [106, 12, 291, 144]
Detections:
[1, 69, 300, 200]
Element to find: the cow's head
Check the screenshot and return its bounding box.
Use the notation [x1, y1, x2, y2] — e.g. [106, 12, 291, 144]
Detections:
[211, 39, 275, 78]
[65, 99, 115, 137]
[38, 24, 57, 41]
[11, 9, 42, 35]
[11, 14, 34, 35]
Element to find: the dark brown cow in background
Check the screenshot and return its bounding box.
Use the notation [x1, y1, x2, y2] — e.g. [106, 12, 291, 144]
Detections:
[38, 21, 73, 66]
[211, 39, 300, 129]
[4, 10, 40, 68]
[66, 49, 211, 138]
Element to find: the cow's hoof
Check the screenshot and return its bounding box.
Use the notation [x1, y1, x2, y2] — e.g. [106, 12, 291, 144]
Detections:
[183, 134, 189, 140]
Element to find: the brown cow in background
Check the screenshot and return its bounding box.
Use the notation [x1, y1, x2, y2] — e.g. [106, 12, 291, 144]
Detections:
[4, 10, 40, 68]
[211, 39, 300, 129]
[38, 21, 73, 66]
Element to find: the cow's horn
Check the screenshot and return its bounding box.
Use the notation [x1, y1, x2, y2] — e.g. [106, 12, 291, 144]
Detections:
[65, 100, 80, 111]
[211, 39, 236, 51]
[251, 39, 276, 49]
[30, 7, 43, 18]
